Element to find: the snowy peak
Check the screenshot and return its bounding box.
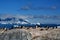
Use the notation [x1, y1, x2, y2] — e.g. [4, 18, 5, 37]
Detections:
[0, 17, 30, 24]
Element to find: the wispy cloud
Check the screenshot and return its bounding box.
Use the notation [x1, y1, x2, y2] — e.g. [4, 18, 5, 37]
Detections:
[0, 14, 60, 20]
[29, 15, 60, 19]
[15, 15, 60, 20]
[20, 5, 57, 10]
[51, 6, 56, 9]
[21, 6, 30, 10]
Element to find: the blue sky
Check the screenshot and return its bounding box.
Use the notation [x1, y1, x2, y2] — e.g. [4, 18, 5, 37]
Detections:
[0, 0, 60, 24]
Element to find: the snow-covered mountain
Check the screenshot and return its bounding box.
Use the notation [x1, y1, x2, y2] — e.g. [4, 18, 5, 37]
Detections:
[0, 17, 31, 24]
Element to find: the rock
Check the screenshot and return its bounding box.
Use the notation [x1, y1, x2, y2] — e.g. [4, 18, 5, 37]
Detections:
[0, 29, 60, 40]
[0, 29, 32, 40]
[32, 29, 60, 40]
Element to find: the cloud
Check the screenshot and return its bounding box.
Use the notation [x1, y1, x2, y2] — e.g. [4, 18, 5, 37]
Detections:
[20, 2, 33, 10]
[16, 15, 60, 20]
[0, 14, 60, 20]
[51, 6, 56, 10]
[32, 6, 57, 10]
[20, 5, 57, 10]
[20, 6, 30, 10]
[32, 15, 60, 19]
